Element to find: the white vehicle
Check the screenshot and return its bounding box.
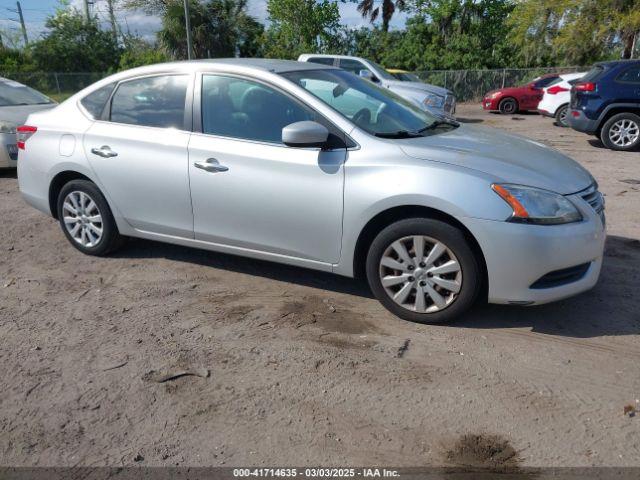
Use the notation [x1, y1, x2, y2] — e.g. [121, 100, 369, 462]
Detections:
[298, 54, 456, 118]
[537, 72, 586, 127]
[0, 77, 56, 168]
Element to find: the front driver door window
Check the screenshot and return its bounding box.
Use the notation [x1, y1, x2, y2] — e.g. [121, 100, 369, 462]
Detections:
[188, 74, 346, 264]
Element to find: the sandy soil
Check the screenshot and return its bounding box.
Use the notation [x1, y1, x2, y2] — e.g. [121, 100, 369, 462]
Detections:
[1, 104, 639, 468]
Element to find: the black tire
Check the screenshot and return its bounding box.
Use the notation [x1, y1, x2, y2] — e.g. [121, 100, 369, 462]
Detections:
[365, 218, 481, 324]
[56, 179, 124, 256]
[600, 112, 640, 151]
[498, 97, 518, 115]
[555, 104, 569, 127]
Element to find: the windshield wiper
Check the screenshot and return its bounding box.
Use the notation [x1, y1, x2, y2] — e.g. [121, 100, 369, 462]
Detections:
[374, 130, 422, 139]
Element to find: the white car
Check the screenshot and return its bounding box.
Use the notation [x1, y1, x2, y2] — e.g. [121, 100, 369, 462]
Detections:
[0, 77, 56, 168]
[537, 72, 586, 127]
[298, 54, 456, 119]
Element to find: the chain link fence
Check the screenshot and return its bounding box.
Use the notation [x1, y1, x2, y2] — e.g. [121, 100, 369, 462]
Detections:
[0, 72, 106, 102]
[415, 66, 586, 102]
[2, 67, 587, 103]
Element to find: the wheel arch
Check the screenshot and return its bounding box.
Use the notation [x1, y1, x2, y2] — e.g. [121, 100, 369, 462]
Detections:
[352, 205, 488, 299]
[597, 104, 640, 135]
[553, 102, 569, 117]
[48, 170, 94, 219]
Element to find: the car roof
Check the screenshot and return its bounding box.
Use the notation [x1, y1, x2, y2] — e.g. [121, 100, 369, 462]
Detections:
[594, 59, 640, 68]
[298, 54, 366, 62]
[192, 58, 336, 73]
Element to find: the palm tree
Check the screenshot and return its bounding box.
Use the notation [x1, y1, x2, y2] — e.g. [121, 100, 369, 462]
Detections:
[357, 0, 406, 32]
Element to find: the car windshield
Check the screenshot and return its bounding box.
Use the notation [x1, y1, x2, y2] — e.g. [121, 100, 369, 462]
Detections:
[367, 61, 396, 81]
[281, 69, 454, 138]
[0, 80, 53, 107]
[392, 72, 421, 82]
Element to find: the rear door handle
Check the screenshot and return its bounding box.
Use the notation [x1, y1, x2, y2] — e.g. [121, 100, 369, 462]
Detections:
[91, 145, 118, 158]
[193, 158, 229, 173]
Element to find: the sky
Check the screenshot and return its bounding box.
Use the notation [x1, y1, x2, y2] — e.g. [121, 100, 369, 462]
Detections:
[0, 0, 408, 46]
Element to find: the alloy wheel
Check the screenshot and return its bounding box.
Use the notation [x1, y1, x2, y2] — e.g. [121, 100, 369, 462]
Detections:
[62, 191, 103, 247]
[378, 235, 462, 314]
[609, 119, 639, 147]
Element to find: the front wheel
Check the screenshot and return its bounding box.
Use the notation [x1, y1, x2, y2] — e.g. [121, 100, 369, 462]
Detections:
[56, 179, 124, 256]
[498, 97, 518, 115]
[600, 113, 640, 151]
[366, 218, 481, 324]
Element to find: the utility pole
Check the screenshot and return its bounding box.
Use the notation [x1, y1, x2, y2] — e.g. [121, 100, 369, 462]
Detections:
[84, 0, 91, 22]
[16, 1, 28, 46]
[106, 0, 118, 41]
[183, 0, 194, 60]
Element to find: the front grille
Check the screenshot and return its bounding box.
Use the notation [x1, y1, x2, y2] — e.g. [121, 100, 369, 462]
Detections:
[530, 262, 591, 289]
[577, 183, 605, 226]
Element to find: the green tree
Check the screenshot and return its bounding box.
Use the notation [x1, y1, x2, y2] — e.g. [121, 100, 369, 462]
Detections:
[508, 0, 640, 67]
[357, 0, 406, 32]
[29, 8, 121, 72]
[263, 0, 342, 58]
[118, 36, 169, 69]
[157, 0, 263, 59]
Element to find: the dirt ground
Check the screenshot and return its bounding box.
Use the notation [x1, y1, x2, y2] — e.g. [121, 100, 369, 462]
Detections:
[1, 104, 639, 468]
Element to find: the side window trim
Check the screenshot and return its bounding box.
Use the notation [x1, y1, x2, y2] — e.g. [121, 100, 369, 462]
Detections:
[193, 71, 355, 148]
[100, 72, 194, 131]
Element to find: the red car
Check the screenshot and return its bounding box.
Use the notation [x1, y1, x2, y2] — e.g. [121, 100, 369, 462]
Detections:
[482, 74, 560, 114]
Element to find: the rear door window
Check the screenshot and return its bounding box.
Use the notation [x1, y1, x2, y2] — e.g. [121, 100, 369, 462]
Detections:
[339, 58, 369, 76]
[109, 75, 189, 129]
[533, 76, 559, 88]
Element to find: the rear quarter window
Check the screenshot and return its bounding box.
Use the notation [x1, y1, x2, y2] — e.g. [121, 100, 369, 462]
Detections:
[80, 82, 116, 119]
[616, 66, 640, 84]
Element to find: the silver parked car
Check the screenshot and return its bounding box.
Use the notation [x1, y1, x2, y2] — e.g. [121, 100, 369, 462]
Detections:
[18, 59, 606, 323]
[298, 54, 456, 119]
[0, 77, 56, 168]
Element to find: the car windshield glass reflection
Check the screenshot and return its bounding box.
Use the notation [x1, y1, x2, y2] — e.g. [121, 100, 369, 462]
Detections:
[282, 69, 455, 138]
[0, 81, 53, 107]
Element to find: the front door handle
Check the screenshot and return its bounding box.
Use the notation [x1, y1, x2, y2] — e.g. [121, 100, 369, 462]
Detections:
[193, 158, 229, 173]
[91, 145, 118, 158]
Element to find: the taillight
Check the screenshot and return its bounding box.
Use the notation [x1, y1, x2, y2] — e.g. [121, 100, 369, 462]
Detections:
[574, 82, 596, 92]
[546, 85, 569, 95]
[17, 125, 37, 150]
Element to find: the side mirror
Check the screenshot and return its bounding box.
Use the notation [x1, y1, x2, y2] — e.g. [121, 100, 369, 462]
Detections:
[282, 121, 329, 148]
[359, 69, 375, 81]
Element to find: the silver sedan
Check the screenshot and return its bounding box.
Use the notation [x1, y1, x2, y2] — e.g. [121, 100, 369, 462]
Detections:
[17, 59, 606, 323]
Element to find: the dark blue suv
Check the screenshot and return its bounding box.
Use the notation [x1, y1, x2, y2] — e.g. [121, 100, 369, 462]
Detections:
[568, 59, 640, 151]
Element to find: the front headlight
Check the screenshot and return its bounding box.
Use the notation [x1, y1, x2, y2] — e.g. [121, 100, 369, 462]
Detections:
[423, 93, 445, 109]
[492, 184, 582, 225]
[0, 121, 17, 134]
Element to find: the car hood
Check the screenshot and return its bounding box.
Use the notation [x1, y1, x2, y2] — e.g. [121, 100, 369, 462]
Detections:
[399, 124, 594, 195]
[385, 80, 451, 97]
[0, 104, 57, 125]
[485, 86, 525, 97]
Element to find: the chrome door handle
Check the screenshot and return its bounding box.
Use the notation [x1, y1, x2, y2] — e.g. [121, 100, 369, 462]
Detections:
[193, 158, 229, 173]
[91, 145, 118, 158]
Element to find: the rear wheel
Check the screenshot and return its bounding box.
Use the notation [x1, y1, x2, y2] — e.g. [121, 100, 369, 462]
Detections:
[498, 97, 518, 115]
[555, 104, 569, 127]
[56, 179, 124, 256]
[365, 218, 481, 324]
[600, 113, 640, 151]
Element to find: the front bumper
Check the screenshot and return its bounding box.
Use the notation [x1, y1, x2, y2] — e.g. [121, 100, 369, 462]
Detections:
[0, 132, 18, 168]
[464, 194, 606, 305]
[482, 97, 499, 110]
[567, 109, 599, 134]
